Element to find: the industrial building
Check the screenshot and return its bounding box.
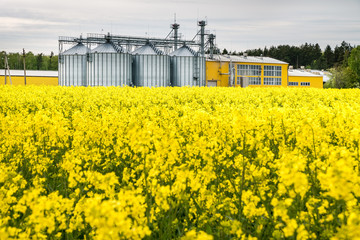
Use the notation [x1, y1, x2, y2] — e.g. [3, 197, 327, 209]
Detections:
[170, 44, 206, 87]
[58, 21, 207, 88]
[1, 21, 325, 88]
[0, 70, 58, 86]
[132, 42, 170, 87]
[288, 68, 324, 88]
[205, 55, 289, 87]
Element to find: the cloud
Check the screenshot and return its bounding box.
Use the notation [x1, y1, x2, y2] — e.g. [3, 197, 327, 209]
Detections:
[0, 17, 67, 32]
[1, 0, 359, 53]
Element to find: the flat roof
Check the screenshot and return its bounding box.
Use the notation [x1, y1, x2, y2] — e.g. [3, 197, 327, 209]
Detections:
[0, 69, 58, 77]
[206, 54, 288, 65]
[288, 69, 323, 77]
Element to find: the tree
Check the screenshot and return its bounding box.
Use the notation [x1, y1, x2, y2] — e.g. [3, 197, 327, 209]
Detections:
[327, 66, 358, 88]
[0, 51, 6, 69]
[311, 55, 327, 70]
[7, 53, 22, 69]
[49, 51, 54, 69]
[25, 52, 37, 70]
[323, 45, 334, 69]
[50, 56, 58, 70]
[222, 48, 228, 55]
[36, 53, 43, 70]
[334, 41, 353, 66]
[263, 47, 269, 56]
[348, 46, 360, 83]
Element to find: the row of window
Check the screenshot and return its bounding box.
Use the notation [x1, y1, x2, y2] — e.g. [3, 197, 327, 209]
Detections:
[264, 66, 282, 77]
[237, 65, 261, 76]
[236, 64, 282, 77]
[236, 77, 261, 85]
[264, 77, 282, 85]
[236, 77, 282, 86]
[236, 79, 311, 86]
[288, 82, 311, 86]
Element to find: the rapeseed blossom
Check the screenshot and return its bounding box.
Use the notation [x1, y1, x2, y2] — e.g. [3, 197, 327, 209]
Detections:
[1, 86, 360, 239]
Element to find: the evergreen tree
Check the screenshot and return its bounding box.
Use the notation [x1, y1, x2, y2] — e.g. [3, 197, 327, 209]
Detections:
[263, 47, 269, 56]
[323, 45, 334, 69]
[36, 53, 43, 70]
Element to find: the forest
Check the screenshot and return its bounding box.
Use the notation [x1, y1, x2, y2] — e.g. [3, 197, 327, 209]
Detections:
[0, 51, 58, 71]
[1, 41, 354, 72]
[222, 41, 354, 70]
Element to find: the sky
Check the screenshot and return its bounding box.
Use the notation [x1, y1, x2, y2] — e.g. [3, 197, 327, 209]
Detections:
[1, 0, 360, 55]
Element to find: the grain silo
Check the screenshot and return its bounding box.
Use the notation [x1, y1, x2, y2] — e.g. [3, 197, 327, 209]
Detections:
[59, 43, 89, 86]
[132, 42, 170, 87]
[169, 44, 206, 87]
[87, 40, 132, 86]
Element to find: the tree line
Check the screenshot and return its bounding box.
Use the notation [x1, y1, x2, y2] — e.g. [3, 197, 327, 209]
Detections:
[0, 51, 58, 71]
[222, 41, 354, 71]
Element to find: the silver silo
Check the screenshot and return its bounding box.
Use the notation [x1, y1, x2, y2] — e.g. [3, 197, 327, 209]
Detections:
[169, 45, 206, 87]
[87, 40, 132, 86]
[59, 43, 89, 86]
[132, 42, 170, 87]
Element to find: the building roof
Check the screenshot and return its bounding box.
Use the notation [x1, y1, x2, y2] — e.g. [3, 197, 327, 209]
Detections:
[91, 42, 123, 53]
[169, 45, 196, 57]
[288, 69, 323, 77]
[132, 43, 163, 55]
[1, 69, 58, 77]
[206, 54, 288, 65]
[62, 43, 89, 55]
[309, 70, 332, 82]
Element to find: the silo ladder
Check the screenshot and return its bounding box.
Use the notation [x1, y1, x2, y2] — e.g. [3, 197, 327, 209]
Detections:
[193, 56, 200, 83]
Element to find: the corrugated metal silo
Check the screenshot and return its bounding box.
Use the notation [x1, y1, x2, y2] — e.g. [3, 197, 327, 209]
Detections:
[132, 43, 170, 87]
[59, 43, 89, 86]
[169, 45, 206, 87]
[88, 41, 132, 86]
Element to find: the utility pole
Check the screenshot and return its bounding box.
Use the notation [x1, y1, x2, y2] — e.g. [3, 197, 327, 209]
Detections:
[4, 54, 12, 85]
[23, 48, 27, 85]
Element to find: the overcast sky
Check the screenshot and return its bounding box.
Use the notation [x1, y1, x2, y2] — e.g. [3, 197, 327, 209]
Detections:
[1, 0, 359, 54]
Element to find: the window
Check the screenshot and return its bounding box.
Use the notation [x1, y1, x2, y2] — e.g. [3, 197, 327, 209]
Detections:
[288, 82, 299, 86]
[237, 64, 261, 76]
[236, 77, 261, 86]
[301, 82, 310, 86]
[264, 66, 282, 76]
[264, 77, 282, 85]
[248, 77, 261, 85]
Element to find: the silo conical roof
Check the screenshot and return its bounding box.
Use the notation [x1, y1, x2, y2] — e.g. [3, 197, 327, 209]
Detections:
[169, 45, 196, 57]
[91, 42, 123, 53]
[132, 43, 163, 55]
[62, 43, 89, 55]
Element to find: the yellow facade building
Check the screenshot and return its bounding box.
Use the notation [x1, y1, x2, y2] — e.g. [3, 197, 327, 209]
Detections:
[288, 69, 324, 88]
[0, 69, 58, 86]
[206, 55, 324, 88]
[206, 55, 289, 88]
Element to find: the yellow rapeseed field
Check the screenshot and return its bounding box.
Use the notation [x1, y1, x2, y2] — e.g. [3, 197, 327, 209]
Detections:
[1, 86, 360, 239]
